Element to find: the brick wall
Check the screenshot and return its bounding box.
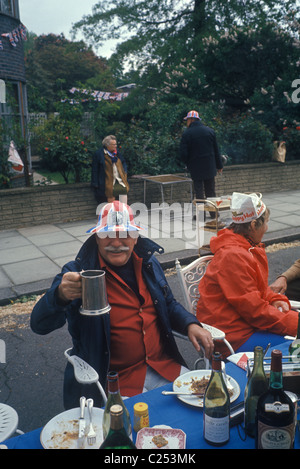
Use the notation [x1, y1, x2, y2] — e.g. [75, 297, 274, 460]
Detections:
[0, 161, 300, 230]
[0, 183, 96, 229]
[215, 161, 300, 195]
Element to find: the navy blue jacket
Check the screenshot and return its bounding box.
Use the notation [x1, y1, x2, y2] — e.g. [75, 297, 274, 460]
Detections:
[30, 235, 200, 409]
[180, 121, 223, 181]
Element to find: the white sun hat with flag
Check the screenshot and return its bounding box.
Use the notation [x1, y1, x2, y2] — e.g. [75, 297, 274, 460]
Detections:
[231, 192, 266, 224]
[87, 201, 143, 234]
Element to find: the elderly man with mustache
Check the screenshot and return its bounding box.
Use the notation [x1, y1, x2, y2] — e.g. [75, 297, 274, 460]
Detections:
[31, 201, 213, 409]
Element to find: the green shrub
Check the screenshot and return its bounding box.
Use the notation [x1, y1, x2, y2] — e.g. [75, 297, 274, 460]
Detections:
[214, 114, 274, 165]
[36, 105, 96, 183]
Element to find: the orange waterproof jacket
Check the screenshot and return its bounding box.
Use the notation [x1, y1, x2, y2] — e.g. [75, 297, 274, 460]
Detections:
[196, 229, 298, 354]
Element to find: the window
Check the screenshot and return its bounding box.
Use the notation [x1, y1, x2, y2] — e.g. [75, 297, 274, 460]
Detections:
[0, 0, 18, 18]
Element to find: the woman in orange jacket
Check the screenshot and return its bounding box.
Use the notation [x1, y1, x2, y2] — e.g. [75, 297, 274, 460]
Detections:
[196, 192, 298, 356]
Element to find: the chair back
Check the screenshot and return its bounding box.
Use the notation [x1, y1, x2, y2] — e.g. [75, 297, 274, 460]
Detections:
[175, 255, 213, 315]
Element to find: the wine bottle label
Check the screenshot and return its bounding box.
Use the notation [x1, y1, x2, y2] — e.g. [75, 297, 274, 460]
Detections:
[290, 347, 300, 368]
[264, 402, 290, 413]
[257, 421, 294, 449]
[204, 414, 229, 444]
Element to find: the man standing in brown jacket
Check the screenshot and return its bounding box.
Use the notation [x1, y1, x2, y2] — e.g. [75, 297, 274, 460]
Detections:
[91, 135, 129, 204]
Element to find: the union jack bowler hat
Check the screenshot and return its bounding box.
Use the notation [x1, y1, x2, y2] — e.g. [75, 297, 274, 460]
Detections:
[184, 110, 201, 120]
[87, 201, 142, 234]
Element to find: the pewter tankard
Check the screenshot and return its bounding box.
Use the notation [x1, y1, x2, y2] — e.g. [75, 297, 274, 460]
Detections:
[80, 270, 111, 316]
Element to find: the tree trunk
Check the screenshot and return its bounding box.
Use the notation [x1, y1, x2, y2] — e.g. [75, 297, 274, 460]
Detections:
[193, 0, 206, 38]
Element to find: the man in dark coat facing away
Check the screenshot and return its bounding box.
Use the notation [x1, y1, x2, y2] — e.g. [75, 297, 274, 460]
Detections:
[180, 110, 223, 222]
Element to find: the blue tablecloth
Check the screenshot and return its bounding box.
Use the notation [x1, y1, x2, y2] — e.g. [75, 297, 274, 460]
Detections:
[3, 340, 299, 449]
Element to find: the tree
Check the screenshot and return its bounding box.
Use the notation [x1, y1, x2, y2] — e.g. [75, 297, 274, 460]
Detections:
[24, 33, 116, 111]
[72, 0, 299, 73]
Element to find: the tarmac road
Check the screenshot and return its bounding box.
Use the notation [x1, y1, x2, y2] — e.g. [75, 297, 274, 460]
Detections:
[0, 244, 299, 436]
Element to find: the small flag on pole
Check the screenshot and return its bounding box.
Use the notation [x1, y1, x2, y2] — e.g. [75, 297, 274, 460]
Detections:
[8, 141, 24, 173]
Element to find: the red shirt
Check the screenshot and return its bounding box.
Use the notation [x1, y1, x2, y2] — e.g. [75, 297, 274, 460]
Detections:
[99, 252, 180, 396]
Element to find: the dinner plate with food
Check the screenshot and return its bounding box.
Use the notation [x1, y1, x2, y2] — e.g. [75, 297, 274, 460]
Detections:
[170, 370, 240, 408]
[40, 407, 104, 449]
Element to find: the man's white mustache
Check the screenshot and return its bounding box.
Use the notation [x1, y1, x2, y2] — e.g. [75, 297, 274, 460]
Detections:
[104, 246, 130, 252]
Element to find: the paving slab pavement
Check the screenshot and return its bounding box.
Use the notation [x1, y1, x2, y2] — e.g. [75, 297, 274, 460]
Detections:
[1, 190, 300, 305]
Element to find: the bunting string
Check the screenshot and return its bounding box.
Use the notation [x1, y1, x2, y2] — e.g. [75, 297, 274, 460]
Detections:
[1, 23, 27, 48]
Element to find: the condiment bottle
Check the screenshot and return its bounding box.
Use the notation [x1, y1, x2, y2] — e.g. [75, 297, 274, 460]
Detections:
[133, 402, 149, 432]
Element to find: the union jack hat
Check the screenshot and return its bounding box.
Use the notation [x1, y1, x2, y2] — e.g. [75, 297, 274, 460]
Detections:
[87, 201, 142, 234]
[184, 110, 201, 120]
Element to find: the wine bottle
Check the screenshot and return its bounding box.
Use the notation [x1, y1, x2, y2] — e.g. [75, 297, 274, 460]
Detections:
[289, 312, 300, 367]
[99, 405, 137, 449]
[102, 371, 132, 440]
[244, 346, 268, 437]
[256, 349, 295, 449]
[203, 352, 230, 446]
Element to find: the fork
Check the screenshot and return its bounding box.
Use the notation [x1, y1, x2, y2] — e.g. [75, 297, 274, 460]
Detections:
[87, 398, 96, 446]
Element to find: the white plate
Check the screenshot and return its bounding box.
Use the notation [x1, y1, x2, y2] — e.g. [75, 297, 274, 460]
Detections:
[173, 370, 240, 408]
[290, 300, 300, 311]
[40, 407, 104, 449]
[136, 427, 186, 449]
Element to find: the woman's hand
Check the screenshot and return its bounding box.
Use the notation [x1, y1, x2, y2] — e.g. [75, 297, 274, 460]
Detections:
[187, 324, 214, 359]
[271, 299, 290, 312]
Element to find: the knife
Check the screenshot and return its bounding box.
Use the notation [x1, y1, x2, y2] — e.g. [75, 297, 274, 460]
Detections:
[162, 390, 205, 397]
[78, 396, 86, 439]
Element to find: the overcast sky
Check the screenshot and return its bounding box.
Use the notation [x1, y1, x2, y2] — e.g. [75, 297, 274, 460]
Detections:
[19, 0, 116, 57]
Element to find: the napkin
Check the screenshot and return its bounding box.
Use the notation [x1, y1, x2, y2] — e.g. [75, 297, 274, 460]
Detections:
[227, 352, 254, 371]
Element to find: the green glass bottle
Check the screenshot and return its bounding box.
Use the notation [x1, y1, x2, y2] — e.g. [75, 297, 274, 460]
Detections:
[244, 346, 268, 437]
[256, 349, 295, 449]
[99, 405, 137, 449]
[289, 312, 300, 367]
[203, 352, 230, 446]
[102, 371, 132, 440]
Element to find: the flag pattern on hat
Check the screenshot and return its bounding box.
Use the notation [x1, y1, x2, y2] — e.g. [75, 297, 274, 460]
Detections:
[87, 201, 142, 233]
[184, 110, 200, 120]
